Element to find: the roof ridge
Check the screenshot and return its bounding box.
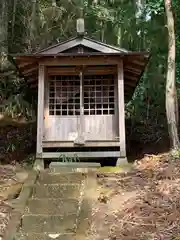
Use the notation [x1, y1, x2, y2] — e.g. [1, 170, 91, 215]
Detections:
[34, 36, 78, 54]
[34, 36, 130, 55]
[83, 36, 129, 53]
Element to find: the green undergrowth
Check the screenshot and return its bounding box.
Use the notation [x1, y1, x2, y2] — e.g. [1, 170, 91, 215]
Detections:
[22, 154, 35, 169]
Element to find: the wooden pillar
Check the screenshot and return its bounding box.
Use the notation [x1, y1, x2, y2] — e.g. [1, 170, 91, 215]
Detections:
[34, 64, 45, 170]
[79, 70, 85, 143]
[74, 70, 85, 145]
[117, 61, 127, 165]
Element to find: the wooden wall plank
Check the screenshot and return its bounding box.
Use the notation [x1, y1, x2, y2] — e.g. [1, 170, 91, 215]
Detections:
[44, 117, 79, 141]
[44, 116, 117, 141]
[84, 115, 117, 141]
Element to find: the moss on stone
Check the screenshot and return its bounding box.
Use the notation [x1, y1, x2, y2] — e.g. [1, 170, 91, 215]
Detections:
[98, 164, 133, 173]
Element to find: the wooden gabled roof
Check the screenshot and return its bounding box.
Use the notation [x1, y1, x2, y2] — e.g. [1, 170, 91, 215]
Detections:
[9, 36, 150, 100]
[36, 36, 129, 54]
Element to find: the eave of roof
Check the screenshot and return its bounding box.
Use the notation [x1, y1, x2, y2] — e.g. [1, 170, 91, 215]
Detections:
[8, 34, 150, 100]
[8, 52, 150, 102]
[10, 51, 149, 58]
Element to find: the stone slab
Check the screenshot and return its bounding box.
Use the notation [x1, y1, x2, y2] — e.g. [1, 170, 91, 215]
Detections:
[38, 172, 86, 184]
[3, 171, 38, 240]
[25, 199, 79, 215]
[22, 214, 77, 233]
[76, 171, 98, 237]
[98, 164, 133, 173]
[49, 162, 100, 173]
[32, 184, 81, 198]
[116, 157, 128, 166]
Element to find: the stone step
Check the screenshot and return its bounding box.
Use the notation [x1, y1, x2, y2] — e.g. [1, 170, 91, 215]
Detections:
[21, 214, 77, 233]
[38, 172, 86, 184]
[15, 232, 74, 240]
[25, 198, 79, 215]
[32, 184, 81, 199]
[49, 162, 100, 173]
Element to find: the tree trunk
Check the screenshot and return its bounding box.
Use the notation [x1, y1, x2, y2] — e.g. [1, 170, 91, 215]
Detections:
[0, 0, 9, 71]
[11, 0, 17, 41]
[28, 0, 37, 52]
[164, 0, 180, 149]
[117, 26, 122, 46]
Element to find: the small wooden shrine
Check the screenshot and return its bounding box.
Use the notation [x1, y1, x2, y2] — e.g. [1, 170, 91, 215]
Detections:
[10, 21, 149, 168]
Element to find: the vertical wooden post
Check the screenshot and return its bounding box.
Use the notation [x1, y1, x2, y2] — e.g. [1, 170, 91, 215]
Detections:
[80, 70, 84, 140]
[43, 69, 49, 141]
[34, 64, 45, 170]
[117, 61, 127, 165]
[74, 70, 85, 145]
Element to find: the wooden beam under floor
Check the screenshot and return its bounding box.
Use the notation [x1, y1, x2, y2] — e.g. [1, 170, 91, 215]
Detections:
[42, 151, 120, 159]
[42, 141, 120, 148]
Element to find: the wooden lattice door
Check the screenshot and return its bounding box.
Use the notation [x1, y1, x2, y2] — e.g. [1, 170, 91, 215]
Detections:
[44, 75, 81, 141]
[44, 72, 118, 142]
[83, 74, 117, 140]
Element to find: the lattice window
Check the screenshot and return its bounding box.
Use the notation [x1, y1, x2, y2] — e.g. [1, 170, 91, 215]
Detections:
[84, 74, 115, 115]
[49, 75, 80, 116]
[48, 74, 115, 116]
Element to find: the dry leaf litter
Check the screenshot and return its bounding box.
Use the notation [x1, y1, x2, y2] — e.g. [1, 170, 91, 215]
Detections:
[0, 165, 19, 239]
[87, 153, 180, 240]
